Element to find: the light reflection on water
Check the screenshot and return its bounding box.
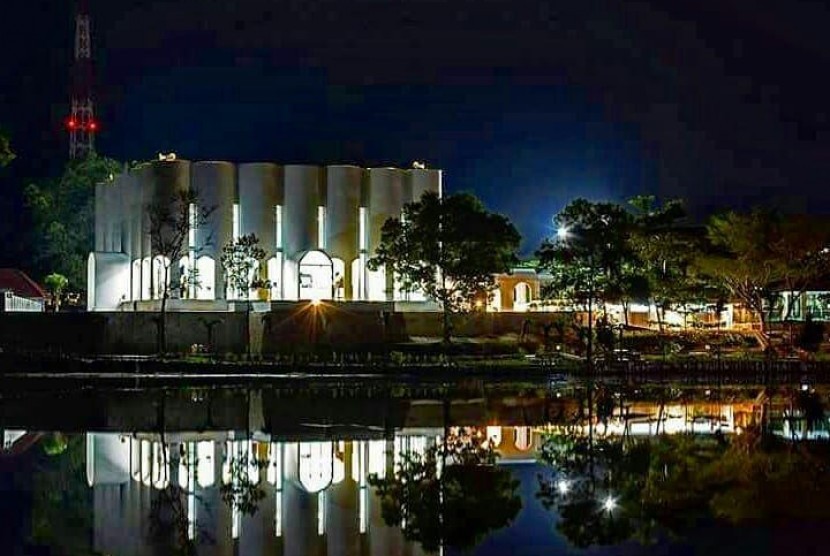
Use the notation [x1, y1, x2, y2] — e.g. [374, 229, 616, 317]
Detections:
[1, 381, 829, 555]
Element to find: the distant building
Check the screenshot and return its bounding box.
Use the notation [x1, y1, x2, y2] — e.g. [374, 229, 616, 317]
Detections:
[491, 263, 733, 329]
[0, 269, 45, 312]
[770, 282, 830, 323]
[489, 261, 545, 312]
[88, 159, 442, 310]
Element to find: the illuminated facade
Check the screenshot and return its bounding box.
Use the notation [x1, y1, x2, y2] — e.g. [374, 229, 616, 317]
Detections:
[87, 160, 442, 310]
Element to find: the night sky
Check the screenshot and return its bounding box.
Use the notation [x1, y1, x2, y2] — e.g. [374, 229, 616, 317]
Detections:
[1, 0, 829, 265]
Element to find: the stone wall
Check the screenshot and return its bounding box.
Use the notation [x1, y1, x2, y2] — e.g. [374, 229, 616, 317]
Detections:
[0, 305, 582, 356]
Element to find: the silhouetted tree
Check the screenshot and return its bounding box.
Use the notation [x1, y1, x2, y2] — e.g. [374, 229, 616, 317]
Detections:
[147, 189, 214, 354]
[220, 233, 269, 358]
[370, 191, 520, 343]
[24, 153, 121, 289]
[538, 199, 633, 363]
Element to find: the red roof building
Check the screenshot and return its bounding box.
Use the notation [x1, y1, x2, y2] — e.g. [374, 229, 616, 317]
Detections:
[0, 269, 46, 300]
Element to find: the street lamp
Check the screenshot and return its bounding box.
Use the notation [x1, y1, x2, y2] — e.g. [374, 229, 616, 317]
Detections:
[556, 225, 570, 240]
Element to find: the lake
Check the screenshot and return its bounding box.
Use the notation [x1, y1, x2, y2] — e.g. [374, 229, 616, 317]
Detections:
[1, 377, 828, 555]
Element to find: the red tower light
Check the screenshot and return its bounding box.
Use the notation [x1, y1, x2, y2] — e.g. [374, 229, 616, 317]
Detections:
[67, 118, 77, 130]
[88, 120, 98, 132]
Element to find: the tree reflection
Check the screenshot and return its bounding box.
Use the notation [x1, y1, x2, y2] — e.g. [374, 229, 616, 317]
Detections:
[369, 428, 522, 553]
[539, 423, 830, 549]
[29, 434, 94, 554]
[219, 449, 268, 515]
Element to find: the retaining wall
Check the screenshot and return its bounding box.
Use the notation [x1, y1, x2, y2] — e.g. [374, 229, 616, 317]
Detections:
[0, 306, 579, 355]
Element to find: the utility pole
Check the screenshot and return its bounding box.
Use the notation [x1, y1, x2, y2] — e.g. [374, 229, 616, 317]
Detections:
[67, 0, 97, 159]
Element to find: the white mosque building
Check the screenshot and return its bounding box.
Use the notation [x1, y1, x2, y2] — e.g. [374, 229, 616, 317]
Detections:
[87, 159, 441, 311]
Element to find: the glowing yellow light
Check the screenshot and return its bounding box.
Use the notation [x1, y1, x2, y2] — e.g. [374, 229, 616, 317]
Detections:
[311, 298, 321, 307]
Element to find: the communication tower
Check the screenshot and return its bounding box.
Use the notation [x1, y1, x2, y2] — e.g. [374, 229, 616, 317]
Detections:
[67, 0, 97, 159]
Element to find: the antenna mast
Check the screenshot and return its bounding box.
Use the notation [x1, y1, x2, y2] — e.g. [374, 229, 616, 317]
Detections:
[68, 0, 97, 159]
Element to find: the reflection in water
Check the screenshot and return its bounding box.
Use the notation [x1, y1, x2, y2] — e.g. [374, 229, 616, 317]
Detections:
[87, 433, 440, 556]
[4, 382, 830, 554]
[369, 427, 522, 553]
[536, 385, 830, 550]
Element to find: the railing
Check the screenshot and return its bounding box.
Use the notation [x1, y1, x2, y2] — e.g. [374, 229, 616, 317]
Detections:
[0, 291, 44, 312]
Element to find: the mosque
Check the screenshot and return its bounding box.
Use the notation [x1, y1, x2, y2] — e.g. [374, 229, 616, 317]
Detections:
[87, 158, 442, 310]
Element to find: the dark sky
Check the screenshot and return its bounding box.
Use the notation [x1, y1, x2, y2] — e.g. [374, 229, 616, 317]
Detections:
[1, 0, 829, 263]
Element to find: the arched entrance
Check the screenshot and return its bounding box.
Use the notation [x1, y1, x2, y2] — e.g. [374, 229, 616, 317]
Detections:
[298, 250, 333, 301]
[195, 256, 216, 300]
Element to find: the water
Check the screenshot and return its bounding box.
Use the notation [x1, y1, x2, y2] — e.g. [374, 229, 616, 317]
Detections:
[1, 378, 828, 555]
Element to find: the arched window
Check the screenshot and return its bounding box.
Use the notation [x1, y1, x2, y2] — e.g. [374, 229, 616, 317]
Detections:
[299, 441, 334, 493]
[513, 426, 533, 451]
[131, 260, 141, 301]
[486, 426, 503, 448]
[351, 258, 364, 301]
[152, 256, 171, 300]
[513, 282, 532, 312]
[195, 256, 215, 300]
[178, 256, 190, 299]
[267, 255, 282, 300]
[367, 266, 386, 301]
[489, 288, 502, 312]
[298, 250, 333, 301]
[332, 258, 346, 301]
[197, 441, 215, 488]
[141, 258, 152, 300]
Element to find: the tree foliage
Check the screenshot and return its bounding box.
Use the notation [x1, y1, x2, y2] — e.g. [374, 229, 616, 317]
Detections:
[0, 132, 14, 167]
[696, 209, 830, 333]
[220, 233, 269, 300]
[538, 199, 634, 311]
[24, 153, 120, 289]
[627, 196, 712, 328]
[369, 191, 520, 342]
[44, 272, 69, 311]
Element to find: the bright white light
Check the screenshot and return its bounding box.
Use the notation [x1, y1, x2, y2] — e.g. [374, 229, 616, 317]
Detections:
[556, 479, 570, 495]
[556, 225, 570, 240]
[311, 298, 322, 307]
[603, 495, 617, 512]
[802, 383, 810, 392]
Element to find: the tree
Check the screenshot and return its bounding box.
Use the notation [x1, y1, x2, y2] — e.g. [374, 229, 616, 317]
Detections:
[27, 435, 97, 554]
[539, 409, 830, 552]
[147, 189, 213, 354]
[537, 199, 634, 362]
[627, 196, 704, 331]
[220, 234, 269, 301]
[369, 191, 520, 343]
[770, 215, 830, 324]
[0, 132, 14, 167]
[220, 233, 269, 358]
[698, 209, 828, 333]
[369, 428, 521, 552]
[24, 153, 121, 289]
[43, 272, 69, 312]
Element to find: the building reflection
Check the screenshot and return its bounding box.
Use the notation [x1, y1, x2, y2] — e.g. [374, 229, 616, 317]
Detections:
[82, 394, 760, 556]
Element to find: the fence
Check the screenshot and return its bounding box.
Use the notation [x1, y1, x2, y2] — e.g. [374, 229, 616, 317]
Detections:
[0, 291, 44, 313]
